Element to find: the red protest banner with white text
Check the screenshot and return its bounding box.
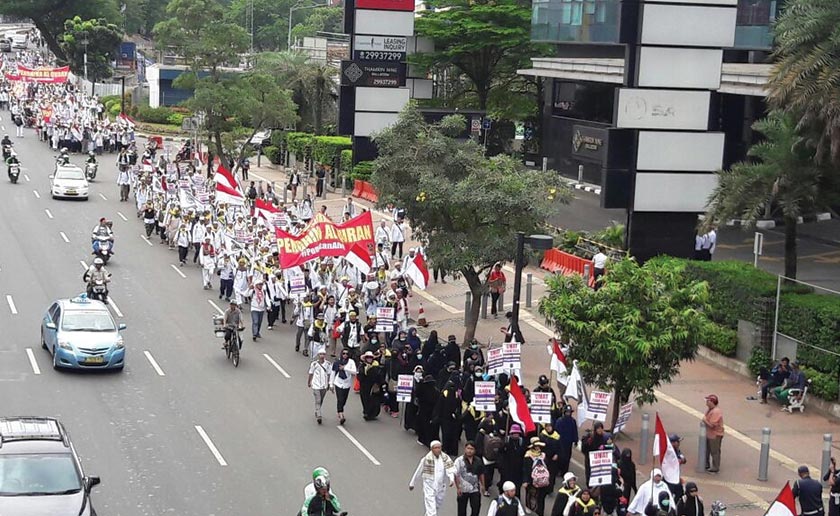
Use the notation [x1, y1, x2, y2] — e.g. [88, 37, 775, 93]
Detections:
[11, 65, 70, 83]
[275, 211, 374, 268]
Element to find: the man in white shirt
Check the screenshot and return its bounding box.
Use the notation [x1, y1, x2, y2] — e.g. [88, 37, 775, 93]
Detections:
[703, 228, 717, 261]
[592, 247, 608, 291]
[390, 220, 406, 259]
[487, 482, 525, 516]
[307, 348, 331, 425]
[375, 220, 390, 247]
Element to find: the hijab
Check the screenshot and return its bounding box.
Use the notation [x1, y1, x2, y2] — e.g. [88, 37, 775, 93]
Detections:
[407, 327, 422, 351]
[422, 330, 439, 357]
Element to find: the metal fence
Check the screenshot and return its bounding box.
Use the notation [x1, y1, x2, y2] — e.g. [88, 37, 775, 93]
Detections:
[70, 75, 123, 97]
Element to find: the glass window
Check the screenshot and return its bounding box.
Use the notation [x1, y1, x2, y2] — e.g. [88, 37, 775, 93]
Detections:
[61, 311, 116, 332]
[0, 454, 82, 495]
[531, 0, 620, 43]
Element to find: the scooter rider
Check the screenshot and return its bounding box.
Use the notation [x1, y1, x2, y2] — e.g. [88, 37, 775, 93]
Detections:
[86, 151, 97, 165]
[83, 258, 112, 300]
[56, 147, 70, 166]
[91, 217, 115, 254]
[1, 135, 11, 160]
[5, 152, 20, 177]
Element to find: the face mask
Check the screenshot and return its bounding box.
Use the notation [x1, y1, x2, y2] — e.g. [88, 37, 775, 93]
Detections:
[471, 344, 477, 349]
[475, 372, 482, 377]
[399, 337, 406, 342]
[371, 339, 378, 345]
[416, 354, 423, 360]
[414, 372, 423, 381]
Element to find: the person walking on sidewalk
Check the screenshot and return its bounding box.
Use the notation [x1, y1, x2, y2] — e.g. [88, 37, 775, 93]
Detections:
[308, 348, 331, 425]
[487, 263, 506, 318]
[794, 466, 825, 516]
[390, 219, 406, 259]
[701, 394, 724, 473]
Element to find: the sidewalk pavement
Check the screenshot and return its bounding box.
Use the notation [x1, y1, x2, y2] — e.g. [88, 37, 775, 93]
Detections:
[249, 160, 836, 515]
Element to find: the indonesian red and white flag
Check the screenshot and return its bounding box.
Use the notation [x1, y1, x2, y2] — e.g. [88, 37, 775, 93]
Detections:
[653, 413, 681, 484]
[765, 482, 797, 516]
[214, 163, 245, 205]
[254, 198, 278, 222]
[345, 242, 372, 276]
[547, 339, 569, 384]
[117, 112, 135, 129]
[404, 252, 430, 290]
[509, 375, 536, 434]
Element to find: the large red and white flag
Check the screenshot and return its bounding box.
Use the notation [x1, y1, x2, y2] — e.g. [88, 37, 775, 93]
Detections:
[765, 482, 797, 516]
[509, 375, 536, 434]
[547, 339, 569, 384]
[653, 413, 681, 484]
[345, 242, 372, 275]
[118, 112, 135, 129]
[254, 198, 278, 221]
[214, 163, 245, 205]
[404, 252, 430, 290]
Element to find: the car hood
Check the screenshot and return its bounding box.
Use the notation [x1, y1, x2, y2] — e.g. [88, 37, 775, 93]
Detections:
[54, 179, 88, 186]
[63, 331, 120, 351]
[0, 491, 91, 515]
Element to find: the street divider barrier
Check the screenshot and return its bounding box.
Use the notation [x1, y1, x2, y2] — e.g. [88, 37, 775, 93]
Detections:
[352, 180, 379, 204]
[540, 248, 596, 287]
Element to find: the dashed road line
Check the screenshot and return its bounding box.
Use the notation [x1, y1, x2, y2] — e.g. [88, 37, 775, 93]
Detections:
[170, 264, 187, 278]
[24, 174, 30, 182]
[59, 231, 69, 243]
[32, 190, 40, 199]
[144, 351, 165, 376]
[194, 425, 228, 466]
[140, 235, 154, 246]
[25, 348, 41, 375]
[44, 208, 53, 219]
[98, 193, 108, 201]
[262, 354, 291, 378]
[108, 297, 124, 318]
[79, 261, 88, 271]
[6, 295, 17, 315]
[337, 426, 381, 466]
[207, 299, 224, 315]
[117, 212, 128, 221]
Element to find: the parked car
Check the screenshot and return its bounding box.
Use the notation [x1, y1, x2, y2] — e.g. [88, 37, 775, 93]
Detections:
[0, 39, 11, 53]
[41, 295, 127, 371]
[0, 417, 100, 515]
[248, 129, 272, 150]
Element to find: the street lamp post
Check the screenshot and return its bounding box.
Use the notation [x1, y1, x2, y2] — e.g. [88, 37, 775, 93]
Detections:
[82, 36, 89, 82]
[510, 231, 554, 341]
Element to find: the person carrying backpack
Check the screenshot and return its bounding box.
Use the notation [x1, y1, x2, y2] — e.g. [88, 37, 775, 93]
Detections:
[523, 437, 551, 516]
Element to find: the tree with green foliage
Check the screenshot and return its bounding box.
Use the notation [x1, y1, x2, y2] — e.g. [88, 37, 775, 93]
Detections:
[154, 0, 250, 157]
[122, 0, 170, 36]
[371, 105, 570, 342]
[703, 111, 836, 279]
[59, 17, 122, 83]
[539, 258, 710, 427]
[289, 7, 343, 43]
[227, 0, 295, 51]
[0, 0, 119, 62]
[767, 0, 840, 164]
[260, 51, 337, 134]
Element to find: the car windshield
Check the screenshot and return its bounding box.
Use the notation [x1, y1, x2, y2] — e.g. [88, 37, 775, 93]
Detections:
[55, 169, 85, 180]
[0, 454, 82, 496]
[61, 311, 116, 332]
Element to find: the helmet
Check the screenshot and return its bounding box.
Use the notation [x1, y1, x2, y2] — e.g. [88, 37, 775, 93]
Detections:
[313, 475, 329, 490]
[312, 467, 330, 481]
[89, 151, 95, 156]
[61, 147, 68, 153]
[93, 257, 104, 266]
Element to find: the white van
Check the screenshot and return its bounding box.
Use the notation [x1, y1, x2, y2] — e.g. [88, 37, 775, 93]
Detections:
[11, 34, 27, 49]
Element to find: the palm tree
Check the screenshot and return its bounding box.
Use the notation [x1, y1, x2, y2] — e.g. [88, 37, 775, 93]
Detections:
[704, 111, 832, 279]
[259, 51, 337, 134]
[766, 0, 840, 163]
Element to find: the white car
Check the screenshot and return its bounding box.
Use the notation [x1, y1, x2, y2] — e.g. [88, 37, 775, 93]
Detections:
[50, 165, 89, 200]
[10, 34, 27, 49]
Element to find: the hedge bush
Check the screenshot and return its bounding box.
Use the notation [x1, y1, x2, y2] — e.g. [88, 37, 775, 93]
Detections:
[801, 366, 838, 402]
[351, 161, 374, 181]
[700, 321, 737, 357]
[270, 130, 285, 148]
[135, 106, 177, 125]
[285, 132, 314, 158]
[312, 136, 351, 166]
[340, 149, 352, 174]
[263, 145, 282, 165]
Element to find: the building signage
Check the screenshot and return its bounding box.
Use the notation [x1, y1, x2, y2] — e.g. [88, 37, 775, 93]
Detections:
[341, 60, 406, 87]
[353, 36, 408, 62]
[571, 125, 608, 162]
[616, 88, 711, 130]
[356, 0, 414, 11]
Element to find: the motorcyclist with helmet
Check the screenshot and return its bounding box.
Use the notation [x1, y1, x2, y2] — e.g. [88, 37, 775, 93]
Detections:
[1, 135, 12, 160]
[86, 151, 97, 166]
[300, 469, 344, 516]
[83, 258, 112, 302]
[5, 151, 20, 179]
[56, 147, 70, 166]
[91, 217, 115, 255]
[85, 151, 98, 179]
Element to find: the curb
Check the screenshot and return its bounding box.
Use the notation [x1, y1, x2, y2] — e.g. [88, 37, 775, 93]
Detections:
[725, 212, 833, 229]
[561, 179, 601, 196]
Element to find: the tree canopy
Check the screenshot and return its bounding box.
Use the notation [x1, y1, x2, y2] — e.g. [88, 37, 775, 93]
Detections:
[539, 258, 710, 427]
[59, 17, 123, 83]
[371, 104, 570, 341]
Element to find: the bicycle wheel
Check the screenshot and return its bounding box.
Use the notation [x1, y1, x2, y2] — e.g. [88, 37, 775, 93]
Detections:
[232, 345, 240, 368]
[225, 340, 231, 360]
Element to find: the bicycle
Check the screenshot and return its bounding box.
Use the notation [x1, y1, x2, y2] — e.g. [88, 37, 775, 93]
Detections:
[214, 316, 243, 368]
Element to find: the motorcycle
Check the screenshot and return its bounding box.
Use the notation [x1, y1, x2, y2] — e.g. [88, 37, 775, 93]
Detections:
[85, 162, 98, 181]
[8, 163, 20, 184]
[88, 279, 108, 303]
[1, 144, 11, 161]
[92, 235, 113, 264]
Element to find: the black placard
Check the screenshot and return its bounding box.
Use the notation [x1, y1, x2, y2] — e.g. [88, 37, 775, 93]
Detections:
[341, 60, 406, 88]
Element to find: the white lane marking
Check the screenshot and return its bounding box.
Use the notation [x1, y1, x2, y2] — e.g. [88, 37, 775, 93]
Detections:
[79, 260, 88, 271]
[194, 425, 228, 466]
[117, 212, 128, 221]
[59, 231, 69, 243]
[25, 348, 41, 375]
[170, 264, 187, 279]
[262, 354, 291, 379]
[140, 235, 154, 246]
[108, 297, 124, 318]
[24, 174, 30, 182]
[336, 426, 381, 466]
[44, 209, 53, 219]
[144, 351, 166, 376]
[98, 193, 108, 201]
[32, 190, 40, 199]
[207, 299, 224, 315]
[6, 295, 18, 315]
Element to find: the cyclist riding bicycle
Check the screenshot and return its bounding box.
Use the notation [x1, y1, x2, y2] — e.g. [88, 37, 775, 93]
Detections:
[222, 300, 244, 350]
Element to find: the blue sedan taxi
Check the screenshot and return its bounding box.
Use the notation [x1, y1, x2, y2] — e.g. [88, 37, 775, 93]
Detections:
[40, 295, 126, 371]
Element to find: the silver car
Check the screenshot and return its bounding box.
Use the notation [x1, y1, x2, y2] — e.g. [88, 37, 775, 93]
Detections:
[41, 296, 126, 371]
[50, 165, 89, 200]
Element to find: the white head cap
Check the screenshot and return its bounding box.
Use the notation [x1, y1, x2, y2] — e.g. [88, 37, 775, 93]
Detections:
[502, 481, 516, 493]
[430, 440, 442, 449]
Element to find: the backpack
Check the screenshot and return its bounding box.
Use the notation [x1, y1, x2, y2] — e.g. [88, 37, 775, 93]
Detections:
[531, 456, 550, 488]
[483, 435, 503, 461]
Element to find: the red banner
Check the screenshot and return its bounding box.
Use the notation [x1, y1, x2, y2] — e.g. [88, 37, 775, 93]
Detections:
[275, 212, 375, 268]
[356, 0, 414, 10]
[10, 65, 70, 83]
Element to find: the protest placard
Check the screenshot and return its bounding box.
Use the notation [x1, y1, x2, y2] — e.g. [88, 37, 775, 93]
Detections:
[503, 342, 521, 371]
[588, 450, 613, 486]
[530, 391, 553, 423]
[487, 348, 504, 376]
[613, 402, 634, 433]
[473, 381, 496, 412]
[375, 307, 395, 332]
[587, 391, 612, 422]
[397, 374, 413, 402]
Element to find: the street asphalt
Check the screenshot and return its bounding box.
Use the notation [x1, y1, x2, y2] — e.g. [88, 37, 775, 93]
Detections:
[0, 124, 484, 515]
